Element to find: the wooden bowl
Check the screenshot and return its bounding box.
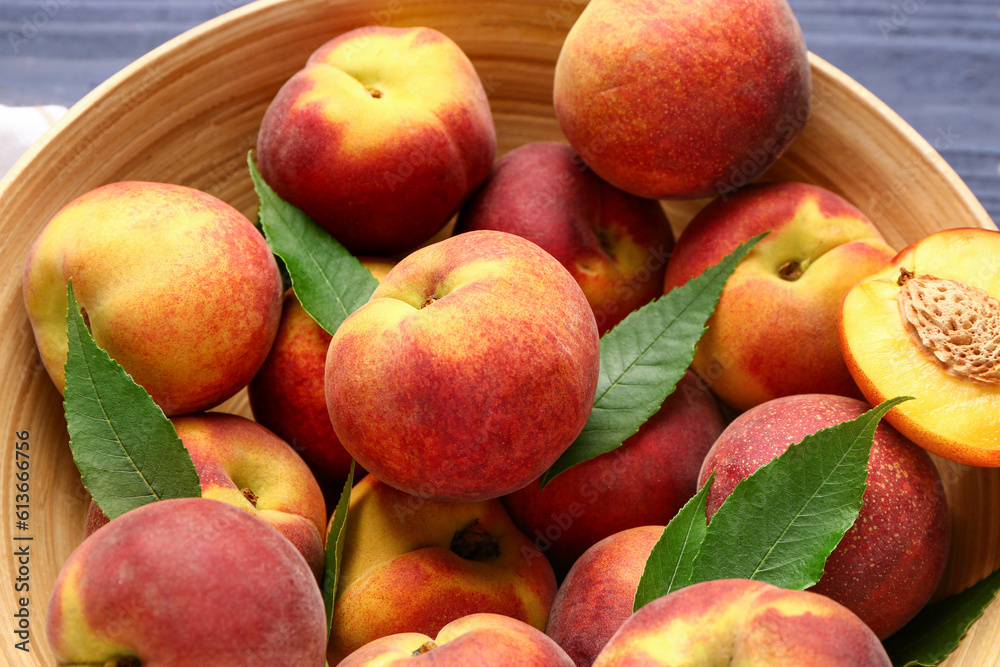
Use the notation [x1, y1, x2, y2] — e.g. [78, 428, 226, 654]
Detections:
[0, 1, 996, 664]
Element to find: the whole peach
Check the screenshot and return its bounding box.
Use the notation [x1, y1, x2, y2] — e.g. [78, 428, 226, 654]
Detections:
[663, 181, 896, 411]
[247, 257, 393, 494]
[546, 526, 663, 667]
[257, 26, 496, 255]
[338, 614, 574, 666]
[46, 498, 327, 666]
[592, 579, 891, 666]
[698, 394, 951, 639]
[502, 371, 724, 577]
[455, 141, 674, 334]
[554, 0, 810, 199]
[22, 181, 283, 415]
[328, 475, 557, 663]
[84, 413, 327, 578]
[325, 231, 600, 502]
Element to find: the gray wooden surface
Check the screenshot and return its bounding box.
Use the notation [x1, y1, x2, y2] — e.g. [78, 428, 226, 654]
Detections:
[0, 0, 997, 224]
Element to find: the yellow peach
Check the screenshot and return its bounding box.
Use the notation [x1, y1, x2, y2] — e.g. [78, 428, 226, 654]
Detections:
[327, 475, 557, 664]
[840, 227, 1000, 466]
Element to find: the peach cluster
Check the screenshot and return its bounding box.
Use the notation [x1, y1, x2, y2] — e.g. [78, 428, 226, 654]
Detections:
[20, 1, 993, 665]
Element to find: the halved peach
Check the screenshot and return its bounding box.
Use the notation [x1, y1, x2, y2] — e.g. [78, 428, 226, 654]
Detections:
[840, 228, 1000, 466]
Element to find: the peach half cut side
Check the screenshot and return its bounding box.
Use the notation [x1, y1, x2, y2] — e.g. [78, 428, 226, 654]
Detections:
[840, 227, 1000, 467]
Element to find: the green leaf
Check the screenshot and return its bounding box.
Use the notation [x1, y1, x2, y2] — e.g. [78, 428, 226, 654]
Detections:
[884, 567, 1000, 666]
[63, 280, 201, 520]
[322, 460, 355, 639]
[633, 473, 713, 612]
[248, 152, 379, 335]
[539, 233, 765, 489]
[688, 396, 913, 590]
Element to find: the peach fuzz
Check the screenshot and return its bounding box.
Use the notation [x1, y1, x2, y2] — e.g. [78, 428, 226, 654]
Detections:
[247, 257, 393, 494]
[502, 371, 724, 577]
[338, 613, 574, 666]
[553, 0, 810, 199]
[46, 498, 327, 667]
[455, 141, 674, 334]
[327, 474, 557, 664]
[325, 231, 600, 502]
[592, 579, 890, 666]
[22, 181, 283, 416]
[663, 181, 896, 411]
[546, 526, 663, 667]
[84, 413, 327, 578]
[698, 394, 950, 639]
[257, 26, 496, 255]
[840, 227, 1000, 467]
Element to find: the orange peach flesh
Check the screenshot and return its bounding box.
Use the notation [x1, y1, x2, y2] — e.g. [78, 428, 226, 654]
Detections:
[840, 228, 1000, 466]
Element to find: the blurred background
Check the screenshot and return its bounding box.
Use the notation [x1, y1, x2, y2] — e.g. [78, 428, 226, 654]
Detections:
[0, 0, 997, 223]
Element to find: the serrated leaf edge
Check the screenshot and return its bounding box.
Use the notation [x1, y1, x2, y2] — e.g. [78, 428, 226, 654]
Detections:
[248, 152, 377, 335]
[63, 280, 200, 518]
[322, 460, 355, 639]
[690, 396, 913, 589]
[539, 233, 766, 489]
[633, 473, 713, 612]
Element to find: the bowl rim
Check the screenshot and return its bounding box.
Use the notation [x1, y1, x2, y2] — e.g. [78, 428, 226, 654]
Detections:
[0, 1, 993, 233]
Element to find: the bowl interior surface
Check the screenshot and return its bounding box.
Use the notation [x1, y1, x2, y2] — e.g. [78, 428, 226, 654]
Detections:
[0, 0, 996, 664]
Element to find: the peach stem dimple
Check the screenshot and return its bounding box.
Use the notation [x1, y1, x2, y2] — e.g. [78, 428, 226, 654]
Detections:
[778, 260, 803, 281]
[242, 487, 259, 507]
[412, 640, 437, 655]
[597, 228, 616, 257]
[450, 519, 501, 561]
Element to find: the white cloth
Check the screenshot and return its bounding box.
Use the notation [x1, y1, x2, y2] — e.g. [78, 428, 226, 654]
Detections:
[0, 103, 68, 178]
